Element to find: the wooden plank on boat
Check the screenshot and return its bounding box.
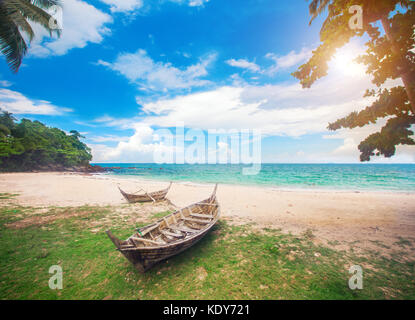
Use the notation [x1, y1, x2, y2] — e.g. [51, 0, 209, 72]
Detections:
[147, 192, 156, 203]
[169, 226, 198, 233]
[106, 230, 122, 249]
[130, 237, 163, 245]
[183, 217, 211, 224]
[139, 223, 159, 236]
[161, 233, 175, 241]
[161, 230, 183, 238]
[120, 244, 135, 249]
[163, 217, 170, 228]
[171, 213, 177, 224]
[190, 213, 213, 219]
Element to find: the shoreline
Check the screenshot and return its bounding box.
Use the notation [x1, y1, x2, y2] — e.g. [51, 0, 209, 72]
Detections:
[96, 171, 415, 195]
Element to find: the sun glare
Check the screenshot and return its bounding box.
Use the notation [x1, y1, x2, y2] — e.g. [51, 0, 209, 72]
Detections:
[331, 48, 366, 77]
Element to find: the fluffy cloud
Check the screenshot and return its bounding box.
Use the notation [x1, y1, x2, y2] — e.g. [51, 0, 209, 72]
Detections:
[265, 47, 312, 74]
[226, 47, 312, 76]
[99, 0, 208, 14]
[226, 58, 260, 73]
[89, 125, 178, 162]
[97, 50, 216, 92]
[0, 88, 71, 115]
[29, 0, 112, 57]
[100, 0, 143, 12]
[90, 41, 414, 163]
[93, 50, 380, 137]
[0, 80, 12, 87]
[138, 70, 375, 137]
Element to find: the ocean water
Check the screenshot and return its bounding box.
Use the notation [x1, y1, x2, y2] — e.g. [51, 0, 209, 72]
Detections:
[93, 163, 415, 192]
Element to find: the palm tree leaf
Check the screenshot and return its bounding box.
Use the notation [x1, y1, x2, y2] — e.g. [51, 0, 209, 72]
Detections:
[7, 0, 54, 33]
[0, 6, 27, 72]
[0, 0, 61, 72]
[9, 9, 34, 41]
[309, 0, 331, 25]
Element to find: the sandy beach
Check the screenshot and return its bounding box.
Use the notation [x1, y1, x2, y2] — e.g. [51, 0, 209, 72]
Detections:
[1, 172, 415, 255]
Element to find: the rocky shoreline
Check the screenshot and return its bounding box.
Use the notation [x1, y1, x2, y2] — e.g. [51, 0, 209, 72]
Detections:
[0, 164, 110, 174]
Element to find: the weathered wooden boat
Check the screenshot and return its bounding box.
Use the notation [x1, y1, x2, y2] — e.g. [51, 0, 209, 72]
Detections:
[118, 182, 172, 203]
[107, 184, 220, 272]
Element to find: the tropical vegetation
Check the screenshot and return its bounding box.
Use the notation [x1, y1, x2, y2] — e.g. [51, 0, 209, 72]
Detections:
[0, 110, 92, 171]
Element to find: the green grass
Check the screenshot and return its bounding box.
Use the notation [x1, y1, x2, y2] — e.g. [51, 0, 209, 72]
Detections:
[394, 237, 413, 248]
[0, 193, 18, 200]
[0, 204, 414, 300]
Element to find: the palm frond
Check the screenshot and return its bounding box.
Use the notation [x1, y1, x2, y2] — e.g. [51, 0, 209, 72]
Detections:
[0, 6, 27, 72]
[10, 9, 34, 41]
[309, 0, 331, 25]
[8, 0, 54, 34]
[0, 0, 61, 72]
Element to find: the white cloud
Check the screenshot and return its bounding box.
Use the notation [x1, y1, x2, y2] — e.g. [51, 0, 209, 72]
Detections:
[99, 0, 208, 14]
[226, 58, 260, 73]
[138, 69, 376, 137]
[169, 0, 209, 7]
[97, 50, 216, 92]
[29, 0, 112, 57]
[265, 47, 312, 74]
[90, 125, 178, 162]
[0, 80, 12, 87]
[0, 88, 71, 115]
[87, 135, 131, 143]
[93, 47, 381, 137]
[225, 47, 312, 76]
[100, 0, 143, 12]
[188, 0, 209, 6]
[92, 115, 141, 129]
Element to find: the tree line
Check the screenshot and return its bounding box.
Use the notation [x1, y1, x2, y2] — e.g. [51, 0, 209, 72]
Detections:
[0, 110, 92, 171]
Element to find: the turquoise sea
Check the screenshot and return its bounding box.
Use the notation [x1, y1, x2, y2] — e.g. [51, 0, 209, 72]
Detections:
[93, 163, 415, 192]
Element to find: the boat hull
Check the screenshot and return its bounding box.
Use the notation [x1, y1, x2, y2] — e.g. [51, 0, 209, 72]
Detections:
[119, 224, 215, 272]
[118, 182, 171, 203]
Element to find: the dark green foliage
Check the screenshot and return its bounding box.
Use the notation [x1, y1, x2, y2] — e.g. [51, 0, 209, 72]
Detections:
[0, 0, 60, 72]
[294, 0, 415, 161]
[0, 110, 92, 171]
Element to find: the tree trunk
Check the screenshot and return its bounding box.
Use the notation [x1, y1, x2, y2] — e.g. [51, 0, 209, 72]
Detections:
[381, 16, 415, 114]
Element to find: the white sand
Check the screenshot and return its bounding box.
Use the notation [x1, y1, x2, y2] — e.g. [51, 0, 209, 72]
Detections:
[1, 172, 415, 254]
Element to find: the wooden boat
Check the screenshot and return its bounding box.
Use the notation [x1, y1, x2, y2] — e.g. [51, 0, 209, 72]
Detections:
[107, 184, 220, 272]
[118, 182, 172, 203]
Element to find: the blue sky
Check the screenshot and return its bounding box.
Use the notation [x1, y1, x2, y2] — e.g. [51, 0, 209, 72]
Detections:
[0, 0, 413, 163]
